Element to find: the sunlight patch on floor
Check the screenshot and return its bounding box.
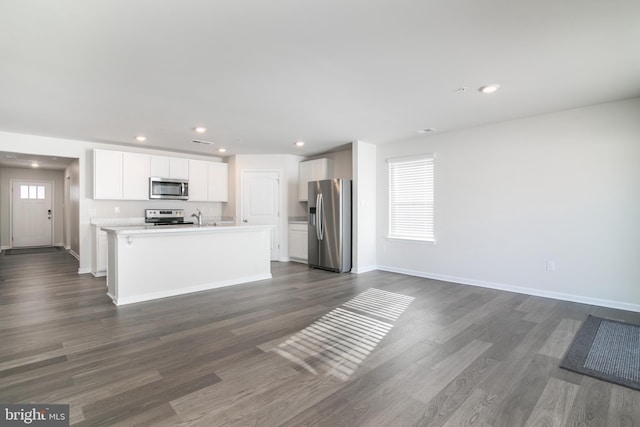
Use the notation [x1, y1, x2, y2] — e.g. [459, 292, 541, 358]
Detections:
[273, 288, 414, 380]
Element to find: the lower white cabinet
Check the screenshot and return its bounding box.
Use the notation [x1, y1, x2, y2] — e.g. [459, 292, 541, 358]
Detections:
[92, 226, 108, 277]
[288, 223, 308, 263]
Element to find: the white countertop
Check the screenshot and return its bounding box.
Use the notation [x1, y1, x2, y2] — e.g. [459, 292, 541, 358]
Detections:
[91, 217, 146, 226]
[101, 224, 273, 236]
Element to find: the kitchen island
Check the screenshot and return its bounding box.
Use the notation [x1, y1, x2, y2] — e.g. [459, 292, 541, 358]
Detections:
[101, 224, 272, 305]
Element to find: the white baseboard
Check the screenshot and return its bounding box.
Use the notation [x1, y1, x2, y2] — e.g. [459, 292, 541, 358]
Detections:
[377, 265, 640, 313]
[92, 271, 106, 278]
[352, 265, 378, 274]
[69, 250, 80, 260]
[112, 273, 273, 306]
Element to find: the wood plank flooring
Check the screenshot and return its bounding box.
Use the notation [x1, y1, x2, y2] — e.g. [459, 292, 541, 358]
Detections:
[1, 250, 639, 426]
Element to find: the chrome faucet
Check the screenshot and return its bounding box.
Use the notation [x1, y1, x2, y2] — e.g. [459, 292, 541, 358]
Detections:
[191, 209, 203, 226]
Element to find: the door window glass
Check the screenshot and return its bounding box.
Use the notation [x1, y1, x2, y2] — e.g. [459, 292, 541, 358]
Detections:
[20, 185, 45, 200]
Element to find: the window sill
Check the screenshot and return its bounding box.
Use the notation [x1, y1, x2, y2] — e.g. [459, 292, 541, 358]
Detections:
[386, 236, 436, 245]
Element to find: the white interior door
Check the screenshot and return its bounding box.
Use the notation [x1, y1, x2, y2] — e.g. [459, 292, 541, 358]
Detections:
[11, 181, 53, 247]
[242, 171, 280, 261]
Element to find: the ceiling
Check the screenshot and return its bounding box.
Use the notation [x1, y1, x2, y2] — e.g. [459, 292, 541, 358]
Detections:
[0, 151, 74, 170]
[1, 0, 639, 158]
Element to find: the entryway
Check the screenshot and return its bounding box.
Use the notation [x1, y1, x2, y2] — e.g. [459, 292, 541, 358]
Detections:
[11, 180, 53, 247]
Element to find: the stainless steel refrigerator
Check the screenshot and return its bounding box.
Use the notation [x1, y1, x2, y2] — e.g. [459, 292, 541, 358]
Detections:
[308, 179, 352, 273]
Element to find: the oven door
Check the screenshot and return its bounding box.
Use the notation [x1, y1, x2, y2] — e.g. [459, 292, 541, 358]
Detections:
[149, 178, 189, 200]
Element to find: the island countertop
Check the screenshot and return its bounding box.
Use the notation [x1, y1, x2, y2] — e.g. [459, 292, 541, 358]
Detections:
[101, 224, 272, 235]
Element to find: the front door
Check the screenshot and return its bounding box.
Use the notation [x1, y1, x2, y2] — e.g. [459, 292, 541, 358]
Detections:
[11, 181, 53, 247]
[241, 171, 280, 261]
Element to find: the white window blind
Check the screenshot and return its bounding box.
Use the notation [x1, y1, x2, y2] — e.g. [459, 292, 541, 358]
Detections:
[388, 155, 434, 242]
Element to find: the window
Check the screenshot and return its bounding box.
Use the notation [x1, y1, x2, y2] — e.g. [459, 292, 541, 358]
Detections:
[20, 185, 45, 200]
[388, 154, 434, 242]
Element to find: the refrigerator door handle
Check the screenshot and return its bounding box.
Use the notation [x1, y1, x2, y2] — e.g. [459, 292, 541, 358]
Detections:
[316, 193, 324, 240]
[315, 193, 321, 239]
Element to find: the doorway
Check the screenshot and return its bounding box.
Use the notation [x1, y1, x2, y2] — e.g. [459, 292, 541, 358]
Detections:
[241, 170, 280, 261]
[11, 180, 54, 247]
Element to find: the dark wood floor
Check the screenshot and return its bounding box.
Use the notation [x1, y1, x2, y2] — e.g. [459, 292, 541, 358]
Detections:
[1, 250, 639, 426]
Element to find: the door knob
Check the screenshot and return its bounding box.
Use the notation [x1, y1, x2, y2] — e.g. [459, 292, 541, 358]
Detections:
[243, 219, 248, 223]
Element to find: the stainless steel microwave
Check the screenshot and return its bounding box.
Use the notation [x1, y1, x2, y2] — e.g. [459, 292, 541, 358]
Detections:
[149, 177, 189, 200]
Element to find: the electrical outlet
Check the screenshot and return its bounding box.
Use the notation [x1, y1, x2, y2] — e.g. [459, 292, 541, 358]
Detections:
[546, 260, 556, 271]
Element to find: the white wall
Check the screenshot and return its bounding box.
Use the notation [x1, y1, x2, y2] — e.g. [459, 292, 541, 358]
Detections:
[352, 141, 377, 273]
[0, 167, 66, 248]
[65, 159, 80, 255]
[0, 131, 226, 273]
[376, 97, 640, 311]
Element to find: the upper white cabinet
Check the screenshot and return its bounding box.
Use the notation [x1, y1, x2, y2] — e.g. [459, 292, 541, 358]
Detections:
[94, 149, 151, 200]
[188, 160, 228, 202]
[150, 155, 189, 179]
[94, 149, 229, 202]
[94, 149, 123, 199]
[122, 152, 151, 200]
[188, 160, 209, 201]
[208, 162, 228, 202]
[298, 158, 334, 201]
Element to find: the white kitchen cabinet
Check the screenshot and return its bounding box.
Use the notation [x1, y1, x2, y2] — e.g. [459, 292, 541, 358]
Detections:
[122, 152, 151, 200]
[288, 223, 308, 262]
[188, 160, 228, 202]
[94, 149, 150, 200]
[208, 162, 228, 202]
[298, 158, 334, 201]
[188, 160, 209, 201]
[92, 225, 108, 277]
[150, 155, 189, 179]
[94, 149, 123, 199]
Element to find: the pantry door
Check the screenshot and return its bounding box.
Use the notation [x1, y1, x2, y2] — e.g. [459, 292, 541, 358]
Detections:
[241, 171, 280, 261]
[11, 181, 53, 247]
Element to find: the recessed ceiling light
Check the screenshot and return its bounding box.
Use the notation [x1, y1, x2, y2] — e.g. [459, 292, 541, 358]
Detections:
[295, 141, 305, 147]
[31, 162, 39, 168]
[135, 135, 147, 142]
[417, 128, 436, 134]
[479, 84, 500, 94]
[218, 148, 227, 153]
[194, 127, 207, 133]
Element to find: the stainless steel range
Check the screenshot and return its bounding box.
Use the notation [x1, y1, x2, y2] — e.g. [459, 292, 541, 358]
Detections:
[145, 209, 194, 226]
